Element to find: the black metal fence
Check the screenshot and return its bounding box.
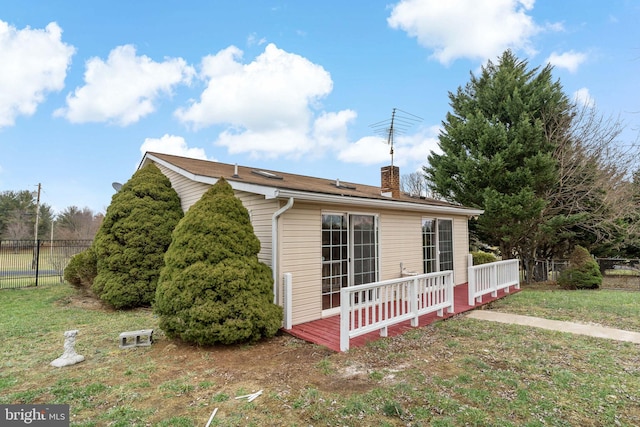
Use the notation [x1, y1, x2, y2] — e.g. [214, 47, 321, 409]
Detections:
[533, 258, 640, 285]
[532, 259, 570, 282]
[0, 240, 92, 289]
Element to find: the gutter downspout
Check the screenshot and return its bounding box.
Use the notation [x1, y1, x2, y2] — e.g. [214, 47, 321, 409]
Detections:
[272, 197, 294, 304]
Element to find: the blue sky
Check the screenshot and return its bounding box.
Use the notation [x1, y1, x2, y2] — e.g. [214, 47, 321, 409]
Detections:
[1, 0, 638, 214]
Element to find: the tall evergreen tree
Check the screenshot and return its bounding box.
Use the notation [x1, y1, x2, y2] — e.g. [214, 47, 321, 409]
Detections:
[155, 178, 283, 345]
[425, 51, 572, 272]
[92, 163, 183, 309]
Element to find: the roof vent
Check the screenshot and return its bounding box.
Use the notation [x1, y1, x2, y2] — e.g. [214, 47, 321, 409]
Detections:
[334, 179, 356, 190]
[251, 169, 283, 180]
[232, 163, 239, 178]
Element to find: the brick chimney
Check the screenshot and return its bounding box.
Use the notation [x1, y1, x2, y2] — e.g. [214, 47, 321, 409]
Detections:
[381, 165, 400, 198]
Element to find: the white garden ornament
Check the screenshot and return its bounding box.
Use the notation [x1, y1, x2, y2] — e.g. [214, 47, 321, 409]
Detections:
[50, 330, 85, 367]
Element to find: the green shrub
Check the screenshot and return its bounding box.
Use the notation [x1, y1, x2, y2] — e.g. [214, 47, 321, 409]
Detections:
[92, 163, 183, 309]
[63, 248, 97, 289]
[471, 251, 497, 265]
[557, 246, 602, 289]
[155, 178, 283, 345]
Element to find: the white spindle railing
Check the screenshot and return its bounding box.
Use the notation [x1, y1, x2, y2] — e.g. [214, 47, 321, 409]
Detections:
[468, 259, 520, 306]
[340, 271, 454, 351]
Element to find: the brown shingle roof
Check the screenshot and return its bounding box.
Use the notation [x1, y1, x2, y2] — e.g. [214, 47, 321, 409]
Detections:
[146, 151, 470, 210]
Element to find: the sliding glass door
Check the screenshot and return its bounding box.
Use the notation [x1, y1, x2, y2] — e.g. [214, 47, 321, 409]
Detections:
[321, 213, 378, 311]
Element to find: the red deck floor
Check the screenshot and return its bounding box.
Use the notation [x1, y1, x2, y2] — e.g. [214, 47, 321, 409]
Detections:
[284, 283, 519, 352]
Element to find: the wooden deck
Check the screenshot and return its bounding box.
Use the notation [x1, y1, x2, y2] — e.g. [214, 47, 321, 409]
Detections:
[284, 283, 519, 352]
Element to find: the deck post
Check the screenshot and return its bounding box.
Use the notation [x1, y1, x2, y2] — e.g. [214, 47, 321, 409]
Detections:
[447, 272, 455, 313]
[283, 273, 293, 330]
[468, 267, 476, 307]
[410, 277, 419, 327]
[340, 288, 350, 352]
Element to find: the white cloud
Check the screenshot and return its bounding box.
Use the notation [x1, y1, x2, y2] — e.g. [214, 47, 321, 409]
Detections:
[573, 87, 595, 108]
[0, 21, 75, 128]
[312, 110, 357, 151]
[546, 50, 587, 73]
[338, 125, 441, 167]
[56, 44, 195, 125]
[176, 43, 354, 159]
[387, 0, 549, 64]
[139, 134, 211, 160]
[338, 136, 391, 165]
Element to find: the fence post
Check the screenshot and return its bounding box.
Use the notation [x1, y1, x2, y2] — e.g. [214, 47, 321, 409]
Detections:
[35, 240, 40, 287]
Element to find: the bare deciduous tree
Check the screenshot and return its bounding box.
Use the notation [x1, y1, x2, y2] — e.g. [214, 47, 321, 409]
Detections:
[401, 171, 438, 198]
[4, 211, 32, 240]
[541, 102, 637, 256]
[55, 207, 103, 240]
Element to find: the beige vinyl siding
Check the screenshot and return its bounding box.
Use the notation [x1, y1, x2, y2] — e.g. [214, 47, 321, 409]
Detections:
[378, 210, 423, 280]
[235, 192, 279, 266]
[278, 202, 323, 325]
[453, 215, 469, 285]
[155, 163, 209, 211]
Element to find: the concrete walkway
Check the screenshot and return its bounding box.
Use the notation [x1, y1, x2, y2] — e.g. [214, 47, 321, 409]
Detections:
[466, 310, 640, 344]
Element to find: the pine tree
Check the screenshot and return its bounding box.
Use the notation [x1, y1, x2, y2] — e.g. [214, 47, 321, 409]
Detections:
[92, 163, 183, 309]
[155, 178, 283, 345]
[425, 50, 571, 269]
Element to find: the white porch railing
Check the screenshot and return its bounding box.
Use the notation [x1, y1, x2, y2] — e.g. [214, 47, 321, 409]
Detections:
[468, 259, 520, 306]
[339, 271, 454, 351]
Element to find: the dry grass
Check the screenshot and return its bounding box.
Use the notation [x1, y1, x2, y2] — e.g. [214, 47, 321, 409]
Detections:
[1, 284, 639, 426]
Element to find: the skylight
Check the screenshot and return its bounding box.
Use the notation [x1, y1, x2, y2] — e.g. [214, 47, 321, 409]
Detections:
[251, 169, 283, 180]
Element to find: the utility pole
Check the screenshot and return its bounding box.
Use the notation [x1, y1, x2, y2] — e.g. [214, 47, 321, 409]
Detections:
[32, 183, 41, 269]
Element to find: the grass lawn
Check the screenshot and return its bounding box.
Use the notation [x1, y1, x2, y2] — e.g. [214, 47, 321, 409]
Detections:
[1, 283, 639, 426]
[488, 284, 640, 332]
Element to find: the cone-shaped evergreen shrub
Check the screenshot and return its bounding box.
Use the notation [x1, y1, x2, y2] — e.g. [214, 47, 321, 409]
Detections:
[64, 247, 97, 289]
[155, 178, 283, 345]
[558, 245, 602, 289]
[92, 163, 183, 309]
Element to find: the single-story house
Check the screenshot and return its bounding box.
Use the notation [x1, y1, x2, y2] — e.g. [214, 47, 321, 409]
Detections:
[139, 152, 484, 327]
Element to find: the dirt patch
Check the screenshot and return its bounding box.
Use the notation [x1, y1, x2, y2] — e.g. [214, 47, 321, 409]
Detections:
[51, 295, 384, 423]
[56, 290, 109, 310]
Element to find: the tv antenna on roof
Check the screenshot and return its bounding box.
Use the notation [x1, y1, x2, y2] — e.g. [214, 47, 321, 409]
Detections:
[370, 108, 423, 166]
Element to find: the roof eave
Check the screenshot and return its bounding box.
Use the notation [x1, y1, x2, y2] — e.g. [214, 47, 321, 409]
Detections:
[273, 189, 484, 217]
